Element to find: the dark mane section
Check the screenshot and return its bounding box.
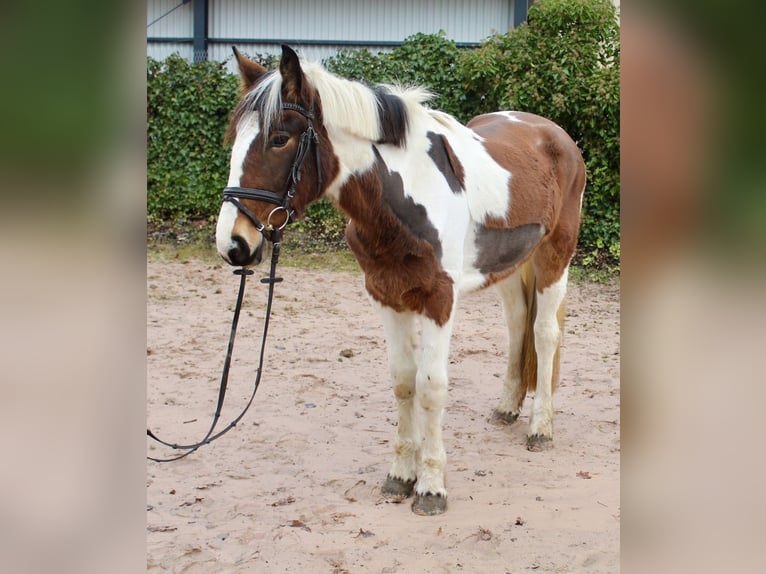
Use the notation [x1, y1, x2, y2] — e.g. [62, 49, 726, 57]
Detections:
[374, 89, 408, 147]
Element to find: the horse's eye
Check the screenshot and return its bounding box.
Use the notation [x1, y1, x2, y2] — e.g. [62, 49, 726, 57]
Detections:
[269, 134, 289, 148]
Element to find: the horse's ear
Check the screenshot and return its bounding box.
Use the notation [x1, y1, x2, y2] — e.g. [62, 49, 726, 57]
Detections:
[232, 46, 266, 89]
[279, 44, 303, 103]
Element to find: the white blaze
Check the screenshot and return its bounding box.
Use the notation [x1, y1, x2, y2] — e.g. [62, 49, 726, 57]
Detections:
[215, 113, 262, 260]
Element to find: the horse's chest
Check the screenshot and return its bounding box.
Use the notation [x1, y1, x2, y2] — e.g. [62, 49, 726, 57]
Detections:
[345, 223, 455, 326]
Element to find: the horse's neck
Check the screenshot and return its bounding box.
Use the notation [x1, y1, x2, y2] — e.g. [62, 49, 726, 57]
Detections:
[335, 155, 387, 228]
[330, 109, 442, 223]
[337, 153, 440, 273]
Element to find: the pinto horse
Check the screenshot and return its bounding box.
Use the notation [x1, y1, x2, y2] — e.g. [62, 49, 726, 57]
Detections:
[215, 45, 586, 515]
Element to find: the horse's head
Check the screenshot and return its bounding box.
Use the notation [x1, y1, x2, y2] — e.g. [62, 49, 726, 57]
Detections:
[216, 45, 331, 266]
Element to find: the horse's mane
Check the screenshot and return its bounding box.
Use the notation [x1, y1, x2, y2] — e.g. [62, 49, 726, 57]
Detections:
[232, 60, 433, 148]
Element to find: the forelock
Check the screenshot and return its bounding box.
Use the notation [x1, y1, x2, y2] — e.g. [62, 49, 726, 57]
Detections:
[226, 70, 283, 144]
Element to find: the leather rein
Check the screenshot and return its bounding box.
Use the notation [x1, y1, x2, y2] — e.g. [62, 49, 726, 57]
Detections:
[147, 102, 321, 462]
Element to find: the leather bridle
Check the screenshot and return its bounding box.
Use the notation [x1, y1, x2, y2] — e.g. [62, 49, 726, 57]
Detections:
[222, 102, 322, 242]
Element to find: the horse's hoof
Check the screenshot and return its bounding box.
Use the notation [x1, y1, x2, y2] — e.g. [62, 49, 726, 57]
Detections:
[526, 433, 553, 452]
[492, 409, 519, 425]
[411, 493, 447, 515]
[381, 475, 416, 502]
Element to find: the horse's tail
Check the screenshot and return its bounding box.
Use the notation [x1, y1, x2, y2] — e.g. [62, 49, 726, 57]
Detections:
[519, 262, 566, 394]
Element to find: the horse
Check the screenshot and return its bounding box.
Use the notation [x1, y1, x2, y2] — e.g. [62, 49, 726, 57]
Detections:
[215, 45, 586, 515]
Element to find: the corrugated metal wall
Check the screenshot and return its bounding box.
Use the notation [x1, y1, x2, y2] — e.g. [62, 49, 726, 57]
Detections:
[147, 0, 193, 36]
[148, 0, 514, 65]
[147, 0, 194, 60]
[208, 0, 512, 44]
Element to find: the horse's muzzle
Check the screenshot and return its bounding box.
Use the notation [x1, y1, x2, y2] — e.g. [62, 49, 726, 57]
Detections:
[224, 235, 264, 267]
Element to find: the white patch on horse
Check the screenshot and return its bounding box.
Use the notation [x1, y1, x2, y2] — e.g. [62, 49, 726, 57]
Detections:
[376, 305, 420, 483]
[459, 140, 512, 223]
[215, 113, 261, 261]
[215, 201, 240, 258]
[528, 266, 569, 439]
[375, 118, 469, 277]
[495, 271, 528, 416]
[323, 134, 377, 203]
[418, 112, 513, 224]
[498, 111, 528, 123]
[412, 310, 457, 498]
[227, 113, 261, 187]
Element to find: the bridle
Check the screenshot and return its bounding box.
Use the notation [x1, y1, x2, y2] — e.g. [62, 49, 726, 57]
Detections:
[222, 102, 322, 243]
[147, 102, 322, 462]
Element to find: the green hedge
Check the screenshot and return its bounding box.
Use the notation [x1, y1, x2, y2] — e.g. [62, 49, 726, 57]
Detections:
[147, 54, 238, 222]
[147, 0, 619, 265]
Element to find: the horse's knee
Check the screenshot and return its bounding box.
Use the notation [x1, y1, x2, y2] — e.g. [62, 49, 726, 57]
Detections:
[416, 371, 447, 411]
[533, 318, 560, 351]
[393, 381, 415, 400]
[391, 364, 416, 400]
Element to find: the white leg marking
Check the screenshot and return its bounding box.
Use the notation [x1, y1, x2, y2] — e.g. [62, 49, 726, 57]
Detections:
[529, 267, 569, 439]
[377, 307, 420, 483]
[414, 313, 456, 498]
[495, 271, 527, 418]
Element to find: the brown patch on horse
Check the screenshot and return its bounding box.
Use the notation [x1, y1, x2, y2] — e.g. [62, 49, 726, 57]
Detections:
[468, 112, 586, 291]
[426, 132, 465, 193]
[339, 151, 454, 326]
[529, 136, 586, 291]
[468, 114, 561, 231]
[232, 46, 267, 90]
[232, 108, 339, 229]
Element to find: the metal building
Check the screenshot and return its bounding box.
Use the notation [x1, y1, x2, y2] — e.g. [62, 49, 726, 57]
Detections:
[147, 0, 531, 69]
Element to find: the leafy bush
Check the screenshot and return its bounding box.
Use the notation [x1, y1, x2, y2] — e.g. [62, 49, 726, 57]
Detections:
[322, 47, 393, 85]
[147, 54, 238, 221]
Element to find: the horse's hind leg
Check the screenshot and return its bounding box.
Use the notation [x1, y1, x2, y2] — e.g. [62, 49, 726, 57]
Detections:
[493, 270, 527, 424]
[377, 307, 419, 502]
[527, 265, 569, 451]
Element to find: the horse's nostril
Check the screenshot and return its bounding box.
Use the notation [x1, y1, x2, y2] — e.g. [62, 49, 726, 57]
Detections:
[227, 235, 251, 266]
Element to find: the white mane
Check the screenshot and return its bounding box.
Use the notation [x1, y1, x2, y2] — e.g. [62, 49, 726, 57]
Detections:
[241, 58, 433, 144]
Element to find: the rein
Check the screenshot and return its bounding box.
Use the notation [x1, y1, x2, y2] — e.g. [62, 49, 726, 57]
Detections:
[146, 228, 283, 462]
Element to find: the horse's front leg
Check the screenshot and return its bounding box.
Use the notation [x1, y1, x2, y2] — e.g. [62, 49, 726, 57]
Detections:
[411, 313, 455, 516]
[377, 307, 420, 502]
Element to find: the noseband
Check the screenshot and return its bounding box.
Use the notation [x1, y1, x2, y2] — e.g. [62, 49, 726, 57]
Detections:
[222, 102, 322, 241]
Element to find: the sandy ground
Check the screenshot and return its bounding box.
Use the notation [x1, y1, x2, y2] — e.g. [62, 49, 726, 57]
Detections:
[147, 256, 619, 573]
